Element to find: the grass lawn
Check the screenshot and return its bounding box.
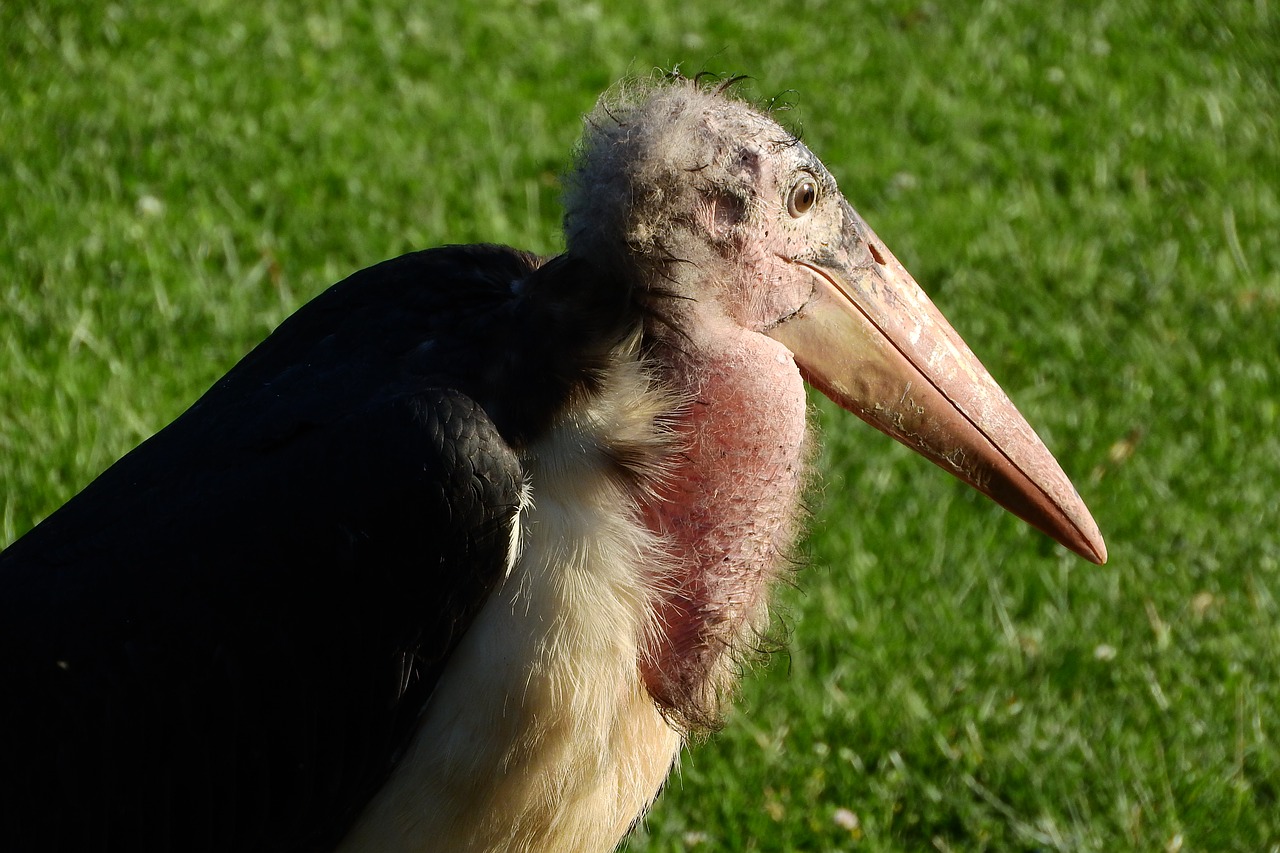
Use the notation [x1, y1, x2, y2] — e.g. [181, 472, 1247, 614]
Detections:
[2, 0, 1277, 850]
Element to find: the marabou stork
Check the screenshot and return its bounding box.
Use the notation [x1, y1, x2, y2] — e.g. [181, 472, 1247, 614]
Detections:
[0, 77, 1105, 852]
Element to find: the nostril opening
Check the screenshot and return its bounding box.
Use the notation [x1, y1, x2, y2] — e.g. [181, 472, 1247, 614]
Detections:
[868, 243, 887, 266]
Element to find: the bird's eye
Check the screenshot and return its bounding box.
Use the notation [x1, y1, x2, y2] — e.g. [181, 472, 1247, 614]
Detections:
[787, 176, 819, 218]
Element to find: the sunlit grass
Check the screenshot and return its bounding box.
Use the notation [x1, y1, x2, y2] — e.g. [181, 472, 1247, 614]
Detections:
[2, 0, 1277, 849]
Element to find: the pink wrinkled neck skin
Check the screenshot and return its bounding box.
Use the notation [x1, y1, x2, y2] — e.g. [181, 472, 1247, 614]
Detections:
[640, 311, 809, 721]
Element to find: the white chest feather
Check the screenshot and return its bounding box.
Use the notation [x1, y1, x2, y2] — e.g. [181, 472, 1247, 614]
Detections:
[336, 361, 682, 853]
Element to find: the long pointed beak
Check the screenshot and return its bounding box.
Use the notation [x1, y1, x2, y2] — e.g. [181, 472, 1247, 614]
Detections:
[766, 202, 1106, 564]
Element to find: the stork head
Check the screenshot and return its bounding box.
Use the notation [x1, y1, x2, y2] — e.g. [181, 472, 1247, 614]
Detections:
[564, 76, 1105, 565]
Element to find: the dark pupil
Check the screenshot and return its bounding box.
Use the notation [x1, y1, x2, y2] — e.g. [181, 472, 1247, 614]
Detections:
[795, 182, 815, 211]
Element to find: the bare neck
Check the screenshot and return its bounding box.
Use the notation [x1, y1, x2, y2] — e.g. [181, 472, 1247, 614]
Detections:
[639, 306, 810, 728]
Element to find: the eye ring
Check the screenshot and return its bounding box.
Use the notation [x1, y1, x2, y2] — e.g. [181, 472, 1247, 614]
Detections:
[787, 175, 819, 218]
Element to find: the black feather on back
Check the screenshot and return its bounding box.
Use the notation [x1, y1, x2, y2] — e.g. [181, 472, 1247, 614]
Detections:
[0, 244, 635, 852]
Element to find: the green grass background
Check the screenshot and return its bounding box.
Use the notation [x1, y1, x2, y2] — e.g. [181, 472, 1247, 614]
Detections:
[2, 0, 1276, 849]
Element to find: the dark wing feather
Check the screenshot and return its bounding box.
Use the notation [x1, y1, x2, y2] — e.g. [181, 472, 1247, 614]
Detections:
[0, 245, 623, 852]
